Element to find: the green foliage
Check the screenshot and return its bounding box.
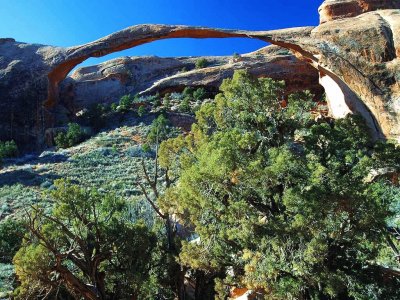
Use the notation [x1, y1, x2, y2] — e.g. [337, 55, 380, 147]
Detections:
[147, 115, 171, 144]
[54, 123, 87, 148]
[159, 70, 400, 299]
[232, 52, 241, 60]
[147, 92, 160, 105]
[0, 140, 18, 164]
[193, 87, 207, 101]
[163, 93, 171, 111]
[142, 143, 151, 153]
[83, 103, 109, 131]
[182, 86, 194, 97]
[195, 58, 208, 69]
[0, 219, 24, 263]
[119, 94, 136, 111]
[179, 96, 192, 113]
[13, 179, 157, 299]
[137, 105, 146, 117]
[110, 102, 118, 112]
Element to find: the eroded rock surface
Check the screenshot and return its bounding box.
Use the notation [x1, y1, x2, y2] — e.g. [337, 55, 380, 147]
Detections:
[61, 46, 323, 111]
[319, 0, 400, 23]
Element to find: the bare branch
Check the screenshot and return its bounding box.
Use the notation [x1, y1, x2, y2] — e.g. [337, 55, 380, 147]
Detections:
[141, 158, 159, 198]
[138, 182, 166, 219]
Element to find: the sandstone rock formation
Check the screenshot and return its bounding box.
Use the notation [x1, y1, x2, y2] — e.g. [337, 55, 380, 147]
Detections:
[319, 0, 400, 23]
[1, 0, 400, 149]
[61, 46, 323, 111]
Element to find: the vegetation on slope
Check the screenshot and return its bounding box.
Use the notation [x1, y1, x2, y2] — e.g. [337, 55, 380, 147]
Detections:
[1, 70, 400, 299]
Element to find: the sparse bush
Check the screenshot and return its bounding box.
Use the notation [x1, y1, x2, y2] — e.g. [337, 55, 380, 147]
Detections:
[147, 115, 171, 144]
[232, 52, 241, 60]
[179, 96, 191, 113]
[126, 145, 153, 158]
[146, 93, 161, 109]
[170, 92, 183, 101]
[54, 123, 87, 149]
[193, 87, 207, 100]
[84, 103, 108, 131]
[153, 98, 162, 108]
[162, 94, 171, 111]
[0, 140, 18, 164]
[195, 58, 208, 69]
[137, 105, 146, 117]
[142, 143, 151, 153]
[182, 87, 194, 98]
[110, 102, 118, 112]
[0, 219, 24, 263]
[119, 94, 136, 112]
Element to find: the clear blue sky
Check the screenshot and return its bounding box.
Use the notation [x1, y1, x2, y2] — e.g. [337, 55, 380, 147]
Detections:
[0, 0, 322, 67]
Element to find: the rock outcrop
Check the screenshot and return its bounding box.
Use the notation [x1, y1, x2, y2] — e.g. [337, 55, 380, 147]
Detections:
[319, 0, 400, 23]
[1, 0, 400, 149]
[61, 46, 323, 111]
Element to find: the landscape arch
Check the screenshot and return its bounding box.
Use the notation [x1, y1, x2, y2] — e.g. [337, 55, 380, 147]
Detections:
[47, 24, 382, 139]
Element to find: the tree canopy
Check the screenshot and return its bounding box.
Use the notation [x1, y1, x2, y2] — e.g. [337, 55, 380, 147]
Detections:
[13, 180, 158, 299]
[159, 70, 400, 299]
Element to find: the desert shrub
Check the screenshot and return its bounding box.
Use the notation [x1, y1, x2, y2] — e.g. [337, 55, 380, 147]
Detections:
[179, 96, 191, 113]
[137, 105, 146, 117]
[142, 143, 152, 153]
[0, 140, 18, 162]
[0, 185, 40, 217]
[110, 102, 118, 112]
[0, 263, 15, 296]
[83, 103, 108, 131]
[147, 115, 171, 144]
[54, 123, 87, 149]
[170, 92, 183, 101]
[193, 87, 207, 100]
[146, 93, 160, 104]
[119, 94, 136, 111]
[126, 145, 153, 158]
[195, 58, 208, 69]
[0, 219, 24, 263]
[162, 94, 171, 111]
[182, 87, 194, 98]
[232, 52, 241, 60]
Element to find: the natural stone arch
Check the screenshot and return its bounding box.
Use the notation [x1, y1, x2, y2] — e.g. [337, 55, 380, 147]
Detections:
[47, 24, 382, 139]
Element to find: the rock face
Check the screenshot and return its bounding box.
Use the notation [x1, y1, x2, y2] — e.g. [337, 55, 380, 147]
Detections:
[310, 8, 400, 139]
[61, 46, 323, 111]
[0, 39, 60, 149]
[319, 0, 400, 23]
[1, 0, 400, 149]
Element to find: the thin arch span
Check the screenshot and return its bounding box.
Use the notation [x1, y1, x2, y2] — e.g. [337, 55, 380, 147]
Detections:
[46, 24, 383, 139]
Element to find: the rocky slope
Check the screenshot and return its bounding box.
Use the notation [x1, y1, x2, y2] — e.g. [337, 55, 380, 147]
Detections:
[1, 0, 400, 149]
